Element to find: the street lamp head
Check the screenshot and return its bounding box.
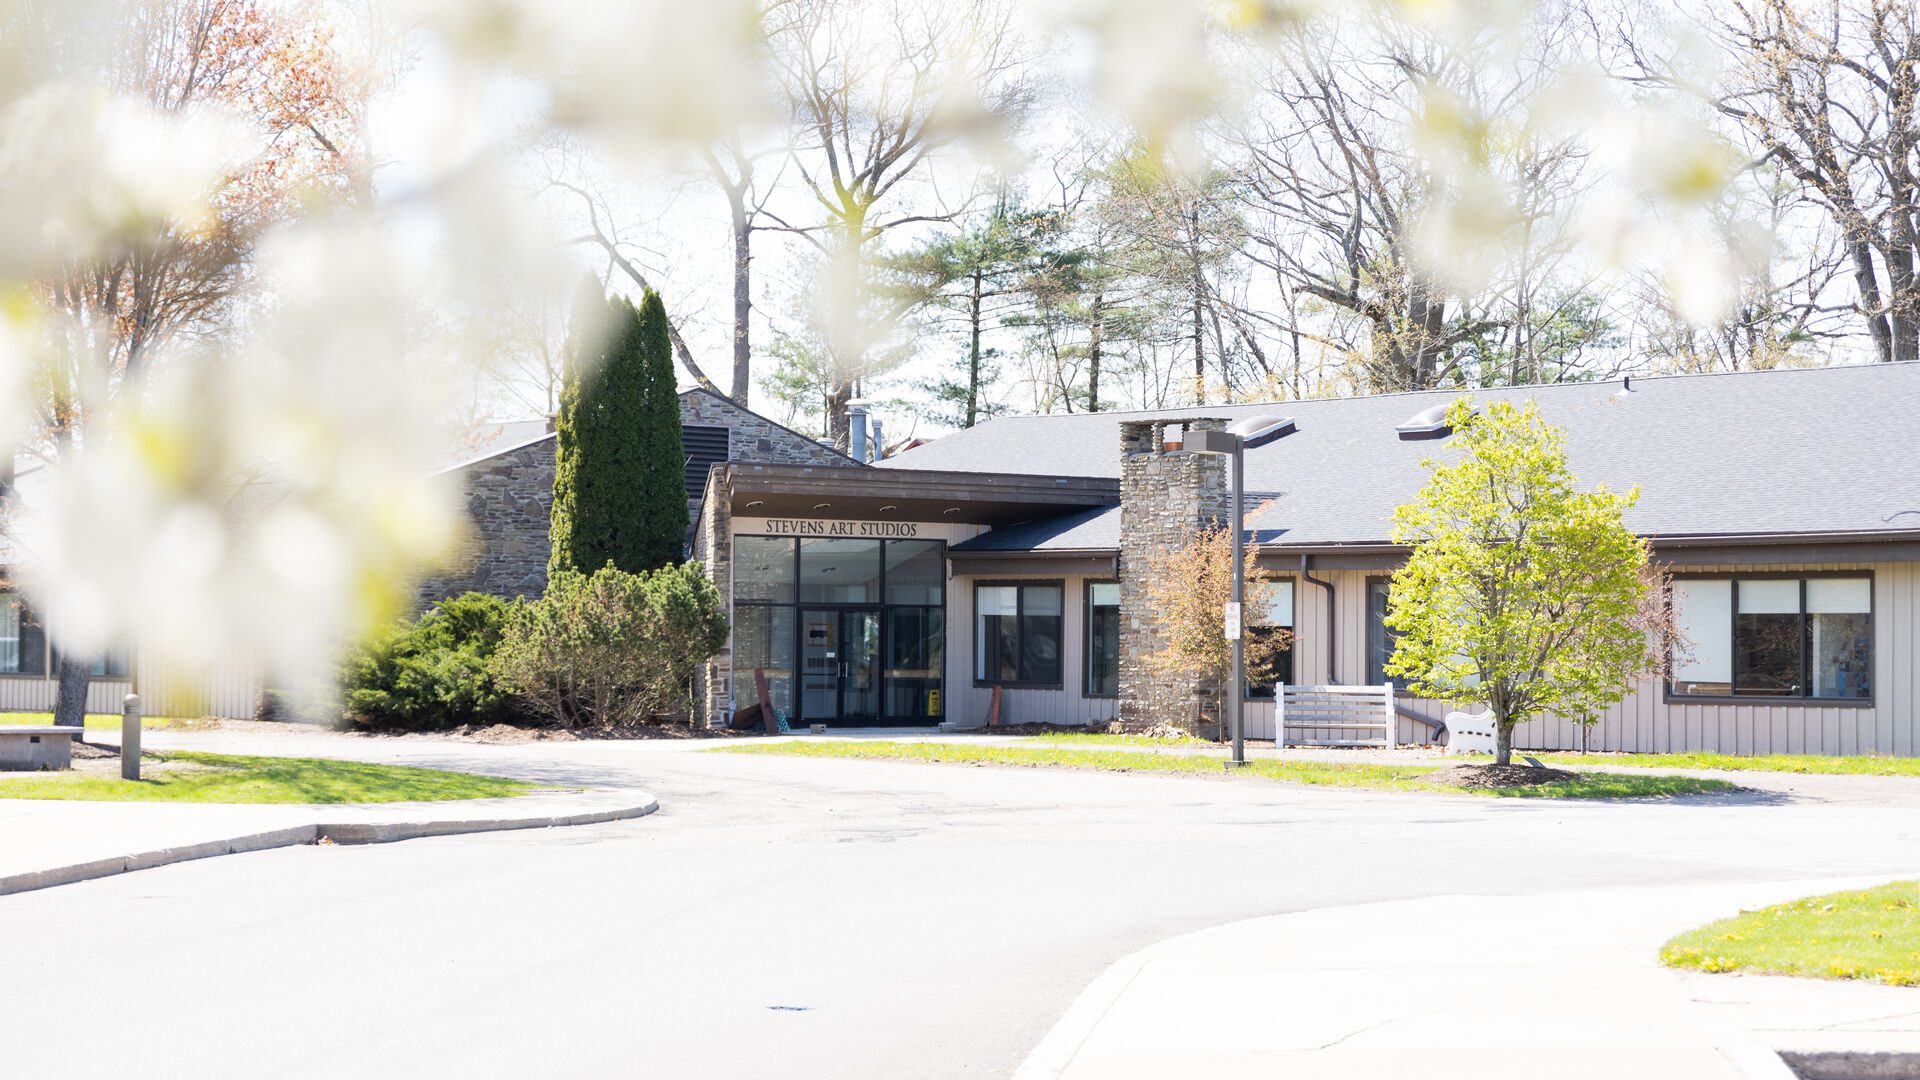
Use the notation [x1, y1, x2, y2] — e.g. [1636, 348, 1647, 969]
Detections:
[1184, 428, 1242, 456]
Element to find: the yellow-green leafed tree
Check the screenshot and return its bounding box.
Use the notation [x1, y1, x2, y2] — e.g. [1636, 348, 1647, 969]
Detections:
[1385, 399, 1668, 765]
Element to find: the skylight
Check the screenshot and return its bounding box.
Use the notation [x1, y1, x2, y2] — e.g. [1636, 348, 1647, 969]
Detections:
[1396, 400, 1472, 440]
[1227, 414, 1296, 447]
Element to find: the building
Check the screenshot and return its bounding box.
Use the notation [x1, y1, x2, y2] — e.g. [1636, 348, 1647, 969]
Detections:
[0, 387, 857, 721]
[689, 363, 1920, 755]
[421, 388, 862, 602]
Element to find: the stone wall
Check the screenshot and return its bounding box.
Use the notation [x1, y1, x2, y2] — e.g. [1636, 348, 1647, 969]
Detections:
[691, 463, 734, 729]
[679, 389, 858, 468]
[417, 436, 555, 604]
[1115, 418, 1230, 733]
[420, 391, 859, 610]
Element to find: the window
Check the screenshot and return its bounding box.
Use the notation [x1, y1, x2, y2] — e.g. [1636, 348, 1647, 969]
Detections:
[975, 582, 1063, 687]
[798, 538, 881, 603]
[1244, 580, 1294, 699]
[732, 535, 946, 724]
[884, 540, 944, 604]
[0, 593, 45, 676]
[1084, 582, 1120, 697]
[1671, 576, 1872, 701]
[1366, 578, 1399, 687]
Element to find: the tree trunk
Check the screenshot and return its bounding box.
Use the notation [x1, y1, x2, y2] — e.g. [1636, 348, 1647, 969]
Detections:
[54, 653, 90, 746]
[1087, 292, 1102, 413]
[1849, 238, 1895, 363]
[1191, 293, 1205, 404]
[730, 198, 753, 406]
[826, 380, 853, 452]
[967, 269, 983, 428]
[1494, 719, 1513, 767]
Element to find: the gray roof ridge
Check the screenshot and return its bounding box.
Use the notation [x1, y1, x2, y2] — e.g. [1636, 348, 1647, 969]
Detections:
[436, 429, 556, 475]
[938, 360, 1919, 431]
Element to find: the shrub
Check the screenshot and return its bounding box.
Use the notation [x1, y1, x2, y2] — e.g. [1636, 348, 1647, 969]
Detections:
[341, 592, 513, 730]
[489, 562, 729, 728]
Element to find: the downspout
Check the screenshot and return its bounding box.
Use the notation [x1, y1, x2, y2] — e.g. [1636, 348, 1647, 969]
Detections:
[1300, 554, 1336, 684]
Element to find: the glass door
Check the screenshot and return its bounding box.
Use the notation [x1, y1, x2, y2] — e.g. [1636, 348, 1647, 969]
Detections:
[799, 607, 882, 724]
[840, 609, 881, 722]
[799, 609, 841, 722]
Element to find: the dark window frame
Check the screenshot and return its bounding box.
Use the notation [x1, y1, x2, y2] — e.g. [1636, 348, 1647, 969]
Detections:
[1243, 575, 1298, 702]
[973, 579, 1066, 690]
[0, 590, 47, 679]
[1083, 580, 1121, 699]
[731, 535, 948, 723]
[1665, 570, 1875, 709]
[1365, 574, 1399, 689]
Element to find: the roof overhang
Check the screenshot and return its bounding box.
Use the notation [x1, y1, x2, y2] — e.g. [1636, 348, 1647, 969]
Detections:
[1251, 530, 1920, 571]
[947, 549, 1118, 577]
[723, 464, 1118, 527]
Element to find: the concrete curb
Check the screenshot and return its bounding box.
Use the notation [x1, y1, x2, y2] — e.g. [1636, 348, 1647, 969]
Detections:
[0, 795, 658, 897]
[1011, 917, 1240, 1080]
[1012, 896, 1806, 1080]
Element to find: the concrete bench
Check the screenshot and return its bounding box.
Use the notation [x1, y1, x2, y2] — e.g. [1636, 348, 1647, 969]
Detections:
[0, 726, 84, 771]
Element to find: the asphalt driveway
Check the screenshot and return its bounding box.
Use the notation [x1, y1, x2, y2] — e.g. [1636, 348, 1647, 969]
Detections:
[4, 732, 1919, 1078]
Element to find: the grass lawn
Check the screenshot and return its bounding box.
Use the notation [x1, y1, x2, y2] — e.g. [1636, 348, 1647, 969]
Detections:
[1662, 882, 1920, 986]
[1014, 731, 1210, 747]
[0, 711, 174, 731]
[1539, 751, 1920, 777]
[716, 740, 1732, 799]
[0, 752, 538, 804]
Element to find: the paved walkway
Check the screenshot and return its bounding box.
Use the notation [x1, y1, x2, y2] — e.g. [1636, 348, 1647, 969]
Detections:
[1018, 878, 1920, 1080]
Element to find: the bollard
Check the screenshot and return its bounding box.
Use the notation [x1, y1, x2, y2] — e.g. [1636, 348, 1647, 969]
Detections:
[121, 694, 141, 781]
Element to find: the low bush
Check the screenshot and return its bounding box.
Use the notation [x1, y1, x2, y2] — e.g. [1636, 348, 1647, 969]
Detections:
[341, 592, 513, 730]
[489, 562, 729, 728]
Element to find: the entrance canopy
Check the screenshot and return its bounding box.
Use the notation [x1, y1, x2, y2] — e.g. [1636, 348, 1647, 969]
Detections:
[717, 463, 1119, 527]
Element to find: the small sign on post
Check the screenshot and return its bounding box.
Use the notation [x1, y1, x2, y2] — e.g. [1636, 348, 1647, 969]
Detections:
[121, 694, 141, 782]
[1223, 601, 1243, 642]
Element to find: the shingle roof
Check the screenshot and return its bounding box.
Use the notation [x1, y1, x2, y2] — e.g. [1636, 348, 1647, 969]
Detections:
[884, 363, 1920, 548]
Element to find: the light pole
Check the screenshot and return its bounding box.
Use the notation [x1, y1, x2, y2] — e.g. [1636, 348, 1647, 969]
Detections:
[1189, 415, 1295, 768]
[1185, 425, 1248, 767]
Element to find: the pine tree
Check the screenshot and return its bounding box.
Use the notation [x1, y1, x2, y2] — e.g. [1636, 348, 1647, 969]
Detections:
[631, 289, 688, 569]
[550, 285, 688, 578]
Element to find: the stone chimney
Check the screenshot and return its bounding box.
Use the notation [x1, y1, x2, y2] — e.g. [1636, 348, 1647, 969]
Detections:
[1116, 417, 1231, 733]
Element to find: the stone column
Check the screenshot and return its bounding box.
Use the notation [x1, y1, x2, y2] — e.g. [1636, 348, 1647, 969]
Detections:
[1116, 418, 1231, 734]
[692, 464, 734, 729]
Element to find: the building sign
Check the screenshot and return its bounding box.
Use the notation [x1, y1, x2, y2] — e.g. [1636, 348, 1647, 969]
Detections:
[731, 516, 981, 544]
[757, 518, 924, 538]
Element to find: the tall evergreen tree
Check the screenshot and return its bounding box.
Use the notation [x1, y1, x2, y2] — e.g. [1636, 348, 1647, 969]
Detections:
[550, 285, 687, 578]
[631, 289, 689, 567]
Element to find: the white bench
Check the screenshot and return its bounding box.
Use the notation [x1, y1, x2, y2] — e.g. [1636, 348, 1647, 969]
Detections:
[0, 726, 84, 771]
[1276, 684, 1396, 748]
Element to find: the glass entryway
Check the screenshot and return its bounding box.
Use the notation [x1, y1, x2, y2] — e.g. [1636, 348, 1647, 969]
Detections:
[800, 608, 881, 722]
[732, 535, 946, 727]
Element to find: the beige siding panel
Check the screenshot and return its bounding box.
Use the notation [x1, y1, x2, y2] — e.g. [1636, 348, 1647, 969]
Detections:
[0, 677, 54, 712]
[946, 572, 1119, 729]
[1306, 559, 1915, 756]
[1506, 561, 1907, 756]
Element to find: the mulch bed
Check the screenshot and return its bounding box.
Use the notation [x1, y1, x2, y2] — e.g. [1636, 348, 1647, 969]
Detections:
[1421, 763, 1579, 789]
[402, 722, 758, 744]
[69, 741, 120, 761]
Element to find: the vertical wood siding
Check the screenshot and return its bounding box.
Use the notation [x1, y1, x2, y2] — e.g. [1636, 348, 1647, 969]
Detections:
[946, 572, 1121, 728]
[981, 558, 1919, 755]
[0, 658, 258, 720]
[1276, 561, 1917, 756]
